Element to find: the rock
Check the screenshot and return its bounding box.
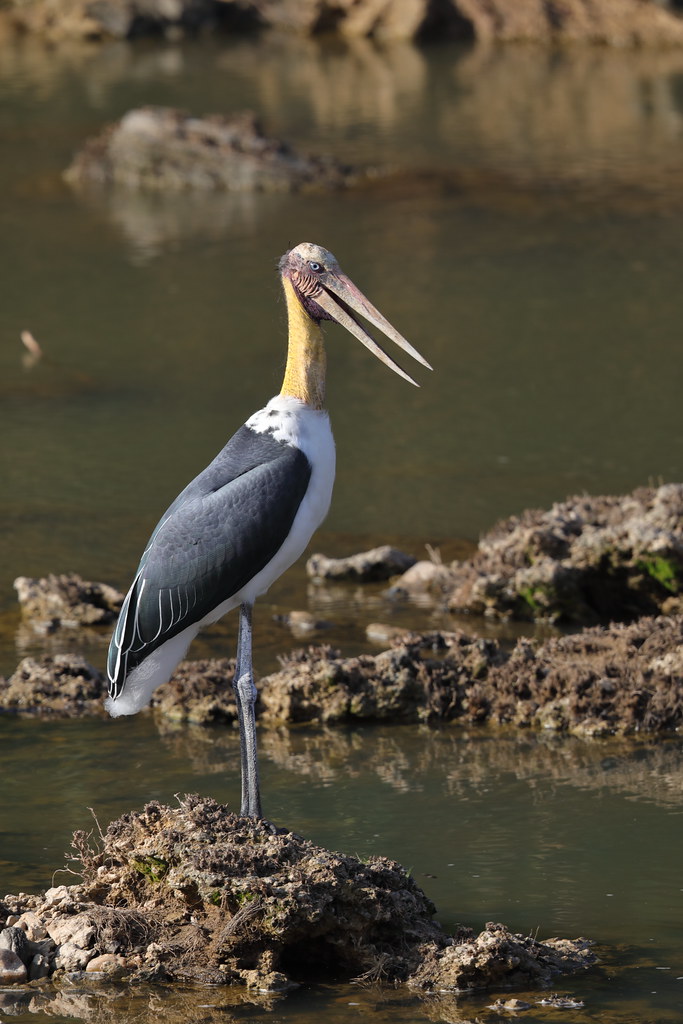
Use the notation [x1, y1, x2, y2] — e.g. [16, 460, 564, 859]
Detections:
[258, 614, 683, 735]
[451, 0, 683, 46]
[5, 0, 259, 41]
[274, 610, 332, 636]
[0, 926, 31, 965]
[14, 573, 123, 630]
[252, 0, 445, 39]
[488, 997, 532, 1011]
[15, 911, 48, 941]
[412, 484, 683, 624]
[28, 953, 51, 981]
[65, 108, 357, 194]
[488, 614, 683, 735]
[258, 635, 505, 725]
[46, 913, 95, 950]
[85, 953, 127, 975]
[0, 655, 107, 717]
[409, 922, 594, 992]
[385, 558, 454, 600]
[1, 796, 595, 992]
[53, 941, 94, 972]
[3, 0, 683, 43]
[307, 545, 417, 582]
[0, 947, 27, 983]
[150, 658, 237, 724]
[43, 886, 72, 908]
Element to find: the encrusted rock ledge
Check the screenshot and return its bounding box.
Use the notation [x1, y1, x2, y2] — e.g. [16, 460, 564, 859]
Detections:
[390, 484, 683, 625]
[2, 615, 682, 735]
[0, 795, 595, 994]
[259, 615, 683, 735]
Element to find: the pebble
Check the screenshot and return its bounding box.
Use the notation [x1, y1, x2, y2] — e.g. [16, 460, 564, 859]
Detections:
[28, 953, 51, 981]
[0, 927, 31, 966]
[85, 953, 127, 975]
[46, 913, 95, 949]
[16, 911, 48, 941]
[53, 940, 93, 972]
[0, 947, 28, 984]
[43, 886, 71, 907]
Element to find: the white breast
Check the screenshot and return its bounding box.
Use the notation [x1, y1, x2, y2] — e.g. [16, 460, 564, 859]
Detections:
[204, 394, 336, 619]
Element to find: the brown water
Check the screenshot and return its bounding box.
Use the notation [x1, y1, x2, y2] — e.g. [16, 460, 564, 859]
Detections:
[1, 29, 683, 1024]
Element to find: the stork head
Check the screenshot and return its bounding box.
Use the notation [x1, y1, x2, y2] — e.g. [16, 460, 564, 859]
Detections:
[279, 242, 432, 387]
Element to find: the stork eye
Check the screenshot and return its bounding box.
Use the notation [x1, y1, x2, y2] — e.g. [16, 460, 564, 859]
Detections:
[309, 261, 323, 272]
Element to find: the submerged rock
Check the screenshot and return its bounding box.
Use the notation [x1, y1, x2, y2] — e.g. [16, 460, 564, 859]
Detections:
[65, 108, 357, 193]
[395, 485, 683, 625]
[14, 573, 124, 632]
[307, 546, 417, 582]
[0, 795, 595, 993]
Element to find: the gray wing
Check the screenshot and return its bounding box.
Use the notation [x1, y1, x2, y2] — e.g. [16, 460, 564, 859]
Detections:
[107, 424, 311, 697]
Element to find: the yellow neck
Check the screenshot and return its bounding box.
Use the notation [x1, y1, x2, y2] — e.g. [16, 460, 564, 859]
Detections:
[280, 277, 326, 410]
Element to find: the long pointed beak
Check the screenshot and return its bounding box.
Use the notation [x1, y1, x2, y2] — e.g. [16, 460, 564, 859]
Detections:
[313, 270, 432, 387]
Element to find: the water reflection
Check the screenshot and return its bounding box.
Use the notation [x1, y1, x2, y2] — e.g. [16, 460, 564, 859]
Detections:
[59, 37, 683, 258]
[0, 980, 280, 1023]
[6, 32, 683, 184]
[6, 34, 683, 261]
[70, 184, 279, 264]
[0, 977, 589, 1024]
[157, 719, 683, 810]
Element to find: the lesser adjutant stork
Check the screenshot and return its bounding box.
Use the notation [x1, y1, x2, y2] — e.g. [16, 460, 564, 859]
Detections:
[106, 242, 431, 818]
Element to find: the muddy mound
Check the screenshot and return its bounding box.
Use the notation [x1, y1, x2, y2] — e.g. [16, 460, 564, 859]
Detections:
[150, 658, 237, 723]
[488, 614, 683, 736]
[0, 796, 594, 994]
[0, 655, 107, 717]
[65, 108, 356, 194]
[260, 614, 683, 736]
[258, 634, 504, 725]
[394, 485, 683, 624]
[14, 574, 123, 632]
[4, 616, 681, 735]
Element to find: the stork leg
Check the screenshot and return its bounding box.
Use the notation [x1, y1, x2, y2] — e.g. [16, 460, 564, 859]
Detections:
[233, 601, 262, 819]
